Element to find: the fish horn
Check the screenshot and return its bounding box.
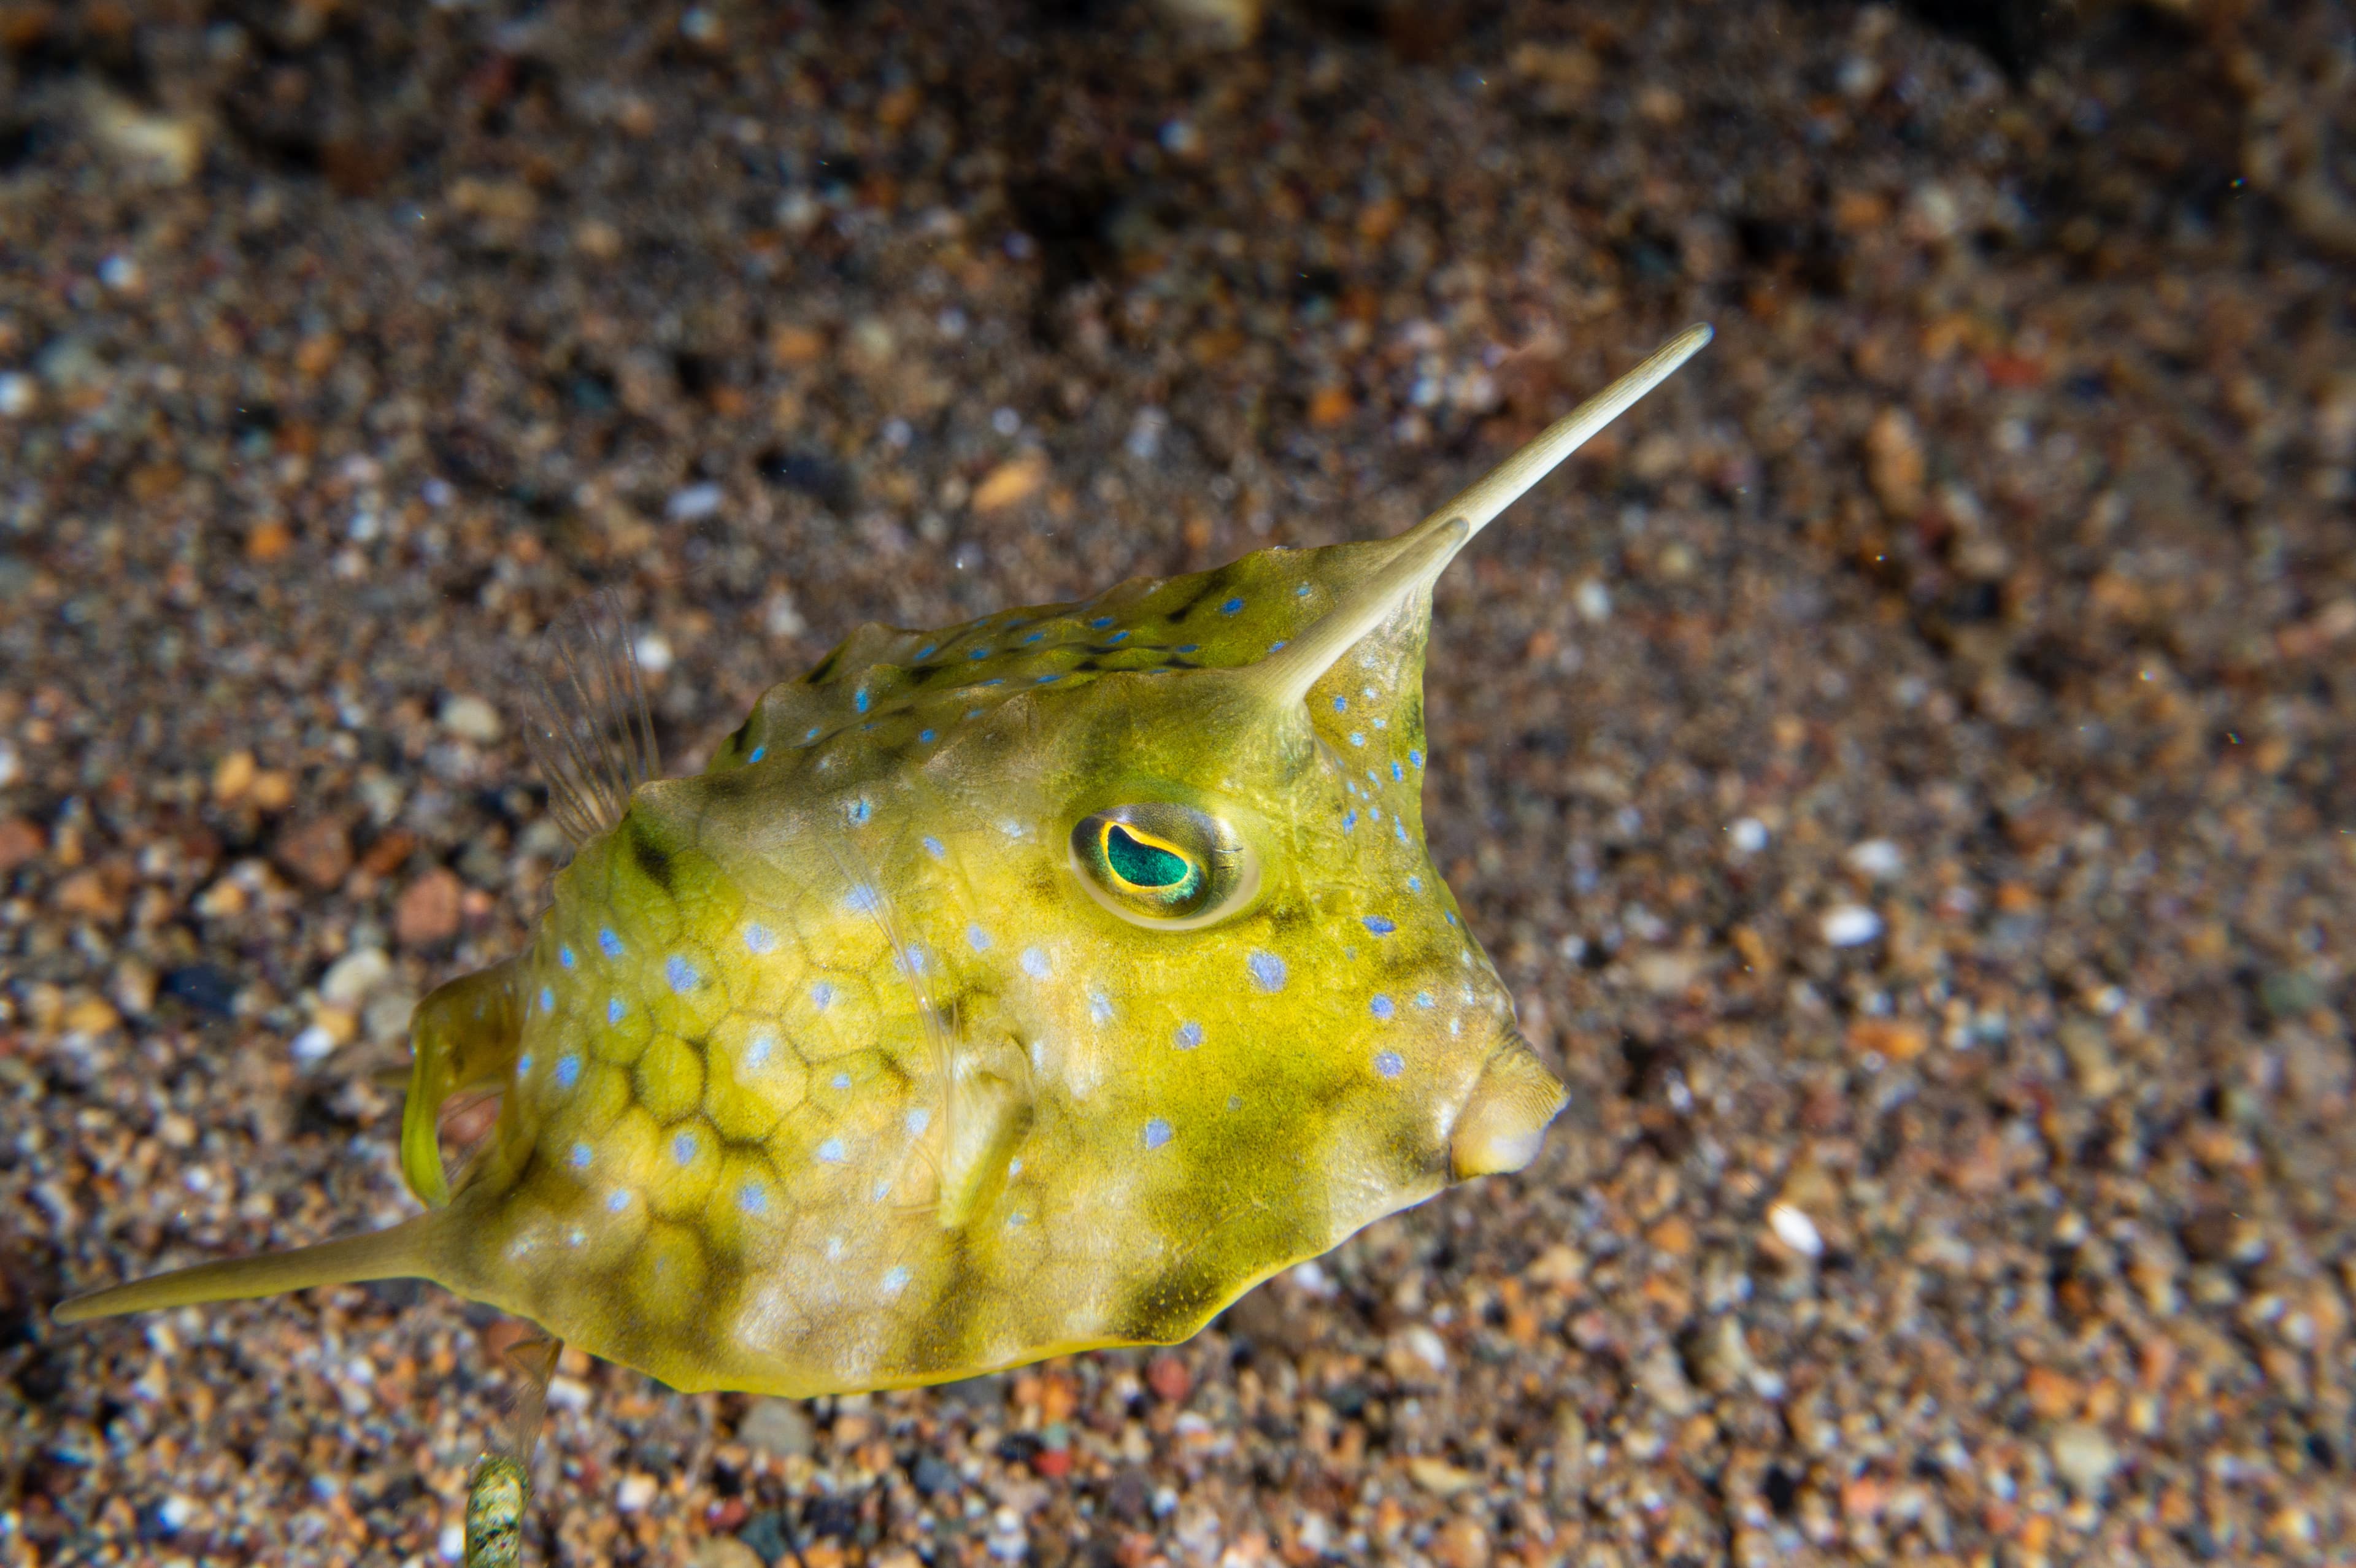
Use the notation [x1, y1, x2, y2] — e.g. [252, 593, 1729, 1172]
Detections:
[1246, 323, 1712, 709]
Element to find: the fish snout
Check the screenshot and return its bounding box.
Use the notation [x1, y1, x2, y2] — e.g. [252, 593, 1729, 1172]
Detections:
[1447, 1034, 1567, 1180]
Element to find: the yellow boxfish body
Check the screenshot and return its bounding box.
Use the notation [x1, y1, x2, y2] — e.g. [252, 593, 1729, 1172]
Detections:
[58, 326, 1710, 1407]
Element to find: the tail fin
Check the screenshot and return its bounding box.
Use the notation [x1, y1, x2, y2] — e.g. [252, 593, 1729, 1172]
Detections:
[53, 1215, 439, 1324]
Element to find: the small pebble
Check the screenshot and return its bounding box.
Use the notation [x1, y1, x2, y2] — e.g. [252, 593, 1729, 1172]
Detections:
[436, 694, 502, 744]
[1768, 1202, 1825, 1258]
[1845, 838, 1904, 878]
[667, 483, 724, 522]
[737, 1397, 814, 1458]
[1820, 904, 1884, 947]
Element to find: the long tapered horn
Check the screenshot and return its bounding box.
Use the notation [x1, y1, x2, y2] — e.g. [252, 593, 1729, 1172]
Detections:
[1247, 323, 1712, 709]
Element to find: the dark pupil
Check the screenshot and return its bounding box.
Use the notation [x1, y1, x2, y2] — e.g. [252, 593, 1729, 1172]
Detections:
[1106, 825, 1190, 890]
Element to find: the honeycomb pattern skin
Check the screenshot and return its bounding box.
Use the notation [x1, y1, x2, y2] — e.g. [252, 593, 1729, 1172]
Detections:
[409, 534, 1564, 1396]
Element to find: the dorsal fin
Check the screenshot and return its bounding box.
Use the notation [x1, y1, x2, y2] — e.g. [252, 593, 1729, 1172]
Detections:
[520, 592, 660, 846]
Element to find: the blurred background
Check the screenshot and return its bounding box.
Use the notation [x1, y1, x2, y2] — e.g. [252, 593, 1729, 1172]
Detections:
[2, 1, 2352, 1564]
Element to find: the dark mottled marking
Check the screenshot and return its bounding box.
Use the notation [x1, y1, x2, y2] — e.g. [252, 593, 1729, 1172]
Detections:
[896, 1240, 985, 1376]
[700, 767, 766, 805]
[628, 817, 676, 893]
[806, 649, 841, 683]
[1075, 659, 1103, 673]
[1111, 1253, 1234, 1345]
[1167, 582, 1219, 623]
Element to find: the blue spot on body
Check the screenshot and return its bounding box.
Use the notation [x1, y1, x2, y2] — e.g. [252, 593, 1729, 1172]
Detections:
[1396, 817, 1410, 843]
[1107, 629, 1130, 644]
[539, 986, 554, 1013]
[559, 945, 577, 969]
[923, 836, 946, 859]
[748, 745, 767, 763]
[1392, 761, 1404, 782]
[855, 688, 871, 713]
[845, 886, 880, 914]
[1371, 994, 1396, 1018]
[1268, 640, 1287, 652]
[805, 726, 822, 741]
[1175, 1020, 1204, 1050]
[881, 1266, 909, 1293]
[1342, 810, 1357, 832]
[606, 1189, 630, 1213]
[739, 1182, 768, 1214]
[1349, 731, 1366, 747]
[1220, 596, 1244, 615]
[1248, 950, 1287, 992]
[967, 923, 993, 951]
[1409, 749, 1425, 768]
[1364, 915, 1396, 935]
[1177, 644, 1200, 653]
[666, 955, 696, 992]
[568, 1142, 592, 1168]
[555, 1055, 580, 1089]
[1090, 617, 1114, 629]
[607, 997, 625, 1024]
[745, 1034, 773, 1070]
[920, 729, 936, 743]
[517, 1053, 534, 1078]
[1036, 672, 1060, 684]
[1407, 875, 1423, 892]
[1297, 583, 1312, 596]
[916, 644, 937, 661]
[1024, 631, 1045, 644]
[812, 981, 835, 1010]
[817, 1137, 847, 1164]
[906, 1107, 931, 1135]
[1415, 991, 1436, 1009]
[969, 648, 991, 660]
[1375, 1050, 1405, 1079]
[745, 923, 775, 954]
[849, 798, 871, 825]
[671, 1131, 699, 1166]
[1020, 947, 1051, 978]
[599, 928, 624, 958]
[1142, 1118, 1172, 1150]
[1333, 696, 1347, 712]
[981, 678, 1004, 687]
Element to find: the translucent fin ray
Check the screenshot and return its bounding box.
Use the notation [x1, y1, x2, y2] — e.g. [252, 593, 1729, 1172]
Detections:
[52, 1215, 439, 1323]
[521, 593, 659, 847]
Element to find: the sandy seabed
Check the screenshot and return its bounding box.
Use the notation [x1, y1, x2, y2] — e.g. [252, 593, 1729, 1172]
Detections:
[3, 2, 2354, 1564]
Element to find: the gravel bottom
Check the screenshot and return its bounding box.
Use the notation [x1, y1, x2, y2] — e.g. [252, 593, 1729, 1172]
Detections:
[4, 1, 2354, 1565]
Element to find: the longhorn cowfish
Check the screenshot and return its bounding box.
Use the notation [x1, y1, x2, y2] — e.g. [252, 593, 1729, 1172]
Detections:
[59, 327, 1708, 1420]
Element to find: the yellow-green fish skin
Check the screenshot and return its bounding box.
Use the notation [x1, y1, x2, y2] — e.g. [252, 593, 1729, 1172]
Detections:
[416, 535, 1556, 1396]
[59, 327, 1722, 1383]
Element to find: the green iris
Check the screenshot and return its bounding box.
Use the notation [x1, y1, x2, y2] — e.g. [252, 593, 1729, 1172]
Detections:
[1105, 825, 1190, 890]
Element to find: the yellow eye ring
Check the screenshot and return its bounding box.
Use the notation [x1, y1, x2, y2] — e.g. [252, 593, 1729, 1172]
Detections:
[1096, 820, 1201, 898]
[1070, 803, 1259, 930]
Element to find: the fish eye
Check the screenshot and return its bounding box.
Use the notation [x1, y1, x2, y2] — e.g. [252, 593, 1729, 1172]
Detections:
[1071, 803, 1259, 929]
